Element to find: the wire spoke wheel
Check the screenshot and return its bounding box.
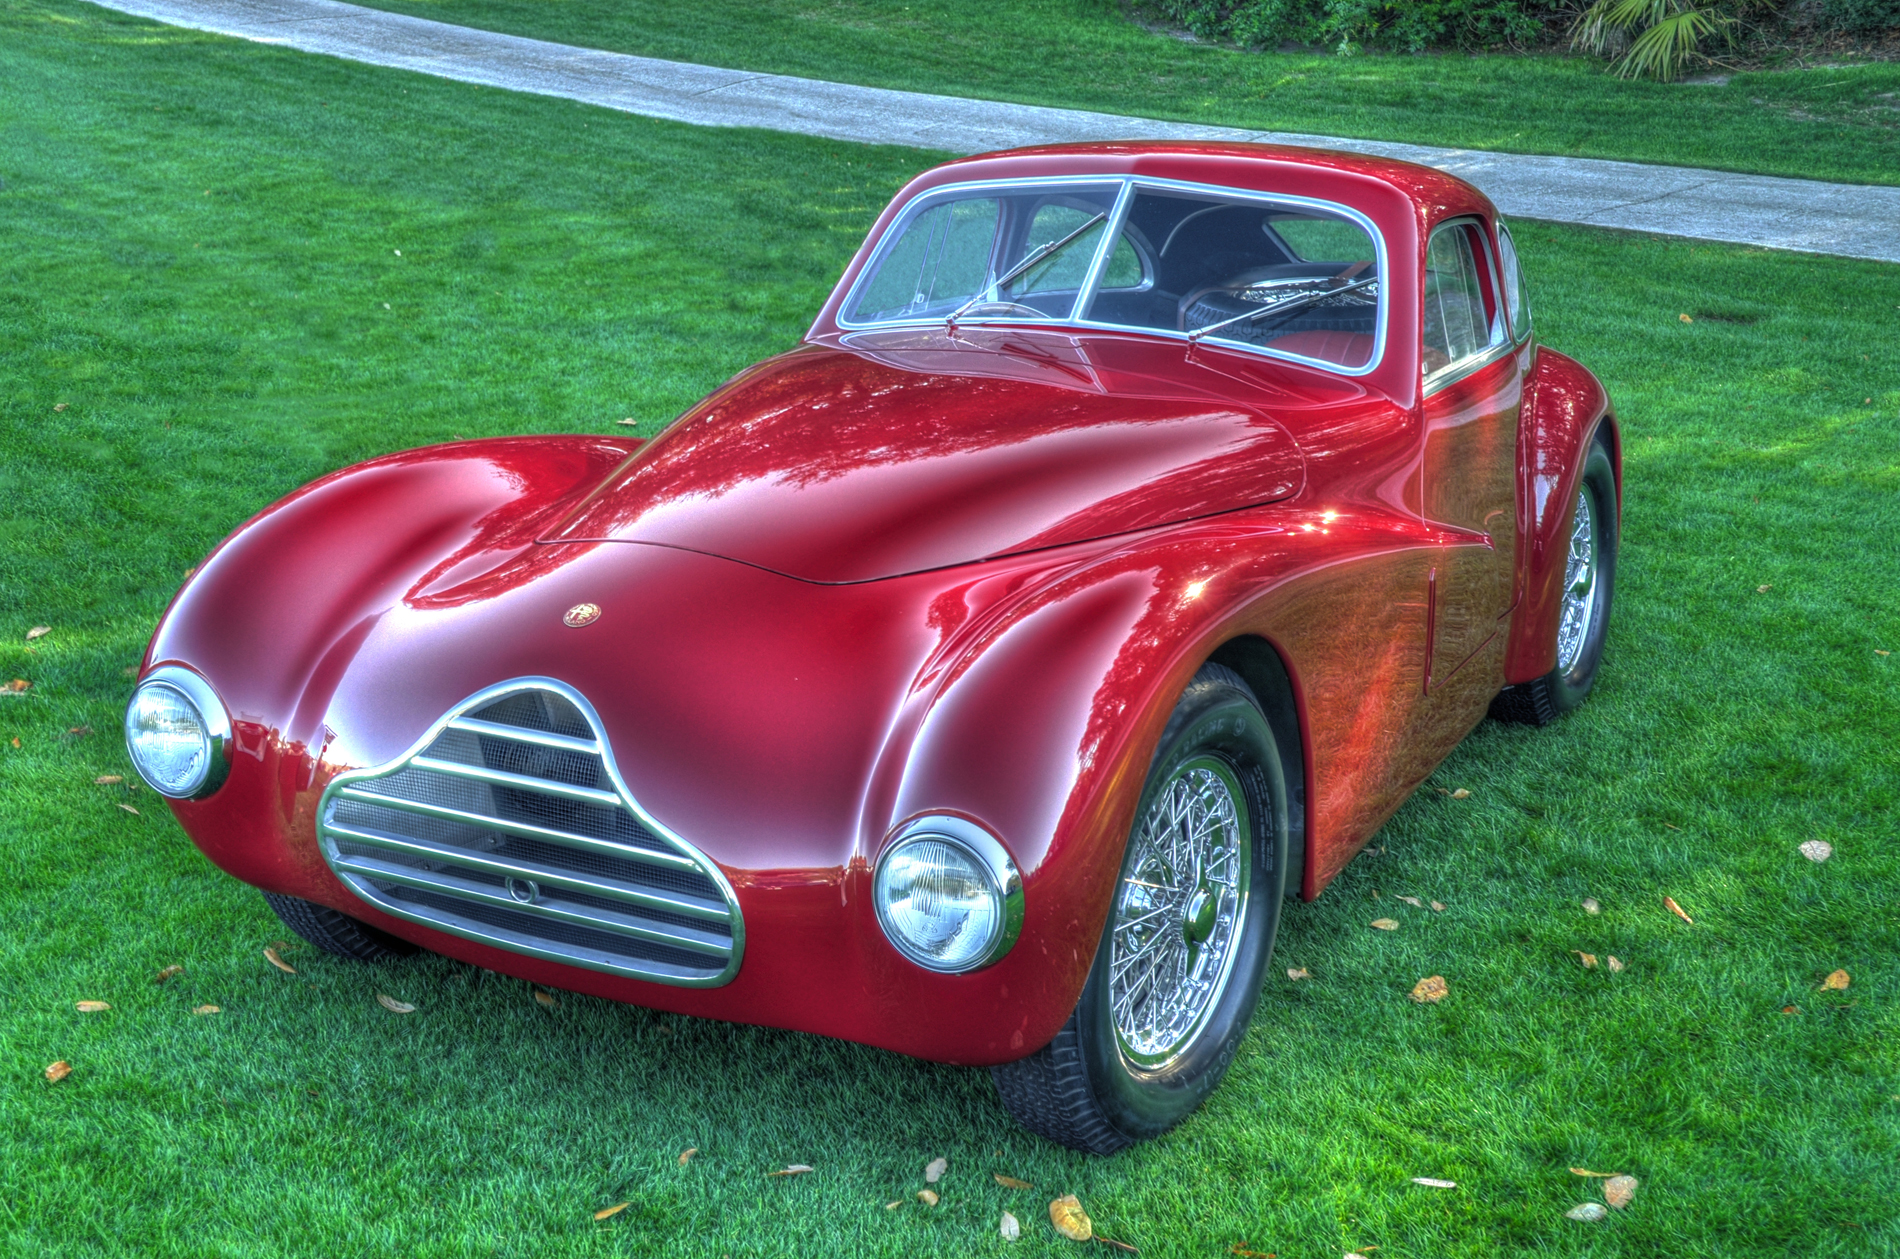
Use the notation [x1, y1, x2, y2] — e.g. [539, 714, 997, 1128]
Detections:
[1556, 486, 1599, 674]
[1107, 755, 1251, 1068]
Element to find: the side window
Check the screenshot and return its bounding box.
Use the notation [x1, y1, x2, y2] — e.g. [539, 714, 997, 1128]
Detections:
[849, 198, 999, 322]
[1496, 223, 1532, 343]
[1422, 222, 1502, 380]
[1017, 202, 1108, 295]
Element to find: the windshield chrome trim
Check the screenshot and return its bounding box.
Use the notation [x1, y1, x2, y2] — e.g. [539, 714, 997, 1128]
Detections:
[836, 174, 1389, 378]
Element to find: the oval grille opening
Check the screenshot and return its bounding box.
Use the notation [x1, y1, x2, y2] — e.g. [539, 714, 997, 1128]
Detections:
[318, 681, 742, 985]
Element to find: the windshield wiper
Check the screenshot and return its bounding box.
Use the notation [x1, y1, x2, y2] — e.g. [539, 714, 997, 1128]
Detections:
[1187, 266, 1377, 345]
[945, 211, 1108, 330]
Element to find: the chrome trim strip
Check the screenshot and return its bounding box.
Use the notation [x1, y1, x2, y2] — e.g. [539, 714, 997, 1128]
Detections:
[324, 820, 732, 922]
[316, 676, 745, 987]
[405, 755, 626, 808]
[1423, 338, 1516, 396]
[333, 787, 702, 872]
[330, 855, 733, 957]
[445, 716, 600, 754]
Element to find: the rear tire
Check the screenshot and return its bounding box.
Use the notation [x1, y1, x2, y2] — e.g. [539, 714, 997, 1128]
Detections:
[262, 892, 417, 962]
[991, 662, 1289, 1153]
[1491, 433, 1617, 725]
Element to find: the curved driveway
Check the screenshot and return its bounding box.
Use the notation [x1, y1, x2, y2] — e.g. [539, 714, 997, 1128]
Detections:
[89, 0, 1900, 264]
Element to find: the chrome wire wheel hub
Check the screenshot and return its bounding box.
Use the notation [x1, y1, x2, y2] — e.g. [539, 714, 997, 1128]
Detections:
[1556, 486, 1598, 675]
[1108, 756, 1251, 1068]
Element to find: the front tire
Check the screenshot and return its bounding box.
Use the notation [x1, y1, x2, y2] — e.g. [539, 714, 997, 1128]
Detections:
[991, 663, 1289, 1153]
[1491, 433, 1618, 725]
[262, 892, 417, 962]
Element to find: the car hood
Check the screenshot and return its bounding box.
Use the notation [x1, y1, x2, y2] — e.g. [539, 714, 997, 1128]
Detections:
[540, 331, 1307, 583]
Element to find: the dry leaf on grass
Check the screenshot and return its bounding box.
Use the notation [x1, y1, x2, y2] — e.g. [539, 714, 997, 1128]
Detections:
[1582, 897, 1601, 914]
[1574, 952, 1599, 970]
[75, 1001, 110, 1013]
[1370, 918, 1400, 932]
[766, 1165, 813, 1178]
[1396, 895, 1422, 908]
[1664, 896, 1694, 925]
[44, 1061, 72, 1083]
[1603, 1175, 1638, 1209]
[884, 1200, 902, 1210]
[95, 775, 123, 786]
[1569, 1168, 1618, 1177]
[375, 993, 416, 1014]
[533, 991, 557, 1008]
[593, 1202, 629, 1221]
[1001, 1210, 1021, 1240]
[1230, 1248, 1276, 1258]
[615, 418, 639, 427]
[1410, 976, 1449, 1003]
[1451, 788, 1471, 799]
[154, 965, 183, 984]
[5, 679, 31, 693]
[117, 804, 139, 816]
[263, 947, 296, 974]
[1566, 1202, 1608, 1222]
[1799, 839, 1833, 862]
[26, 626, 51, 641]
[1756, 583, 1772, 593]
[679, 1148, 697, 1165]
[1050, 1194, 1092, 1241]
[8, 738, 18, 748]
[1607, 956, 1625, 973]
[1430, 901, 1446, 912]
[1412, 1177, 1457, 1188]
[1096, 1238, 1139, 1253]
[924, 1156, 947, 1183]
[994, 1174, 1034, 1190]
[1782, 1005, 1799, 1015]
[1286, 967, 1311, 981]
[1822, 969, 1850, 991]
[192, 1004, 220, 1015]
[917, 1189, 939, 1206]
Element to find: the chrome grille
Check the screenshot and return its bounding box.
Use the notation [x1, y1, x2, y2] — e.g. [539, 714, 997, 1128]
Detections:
[317, 679, 742, 986]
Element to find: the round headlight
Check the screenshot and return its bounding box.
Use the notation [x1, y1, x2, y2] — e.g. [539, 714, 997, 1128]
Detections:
[873, 816, 1023, 973]
[124, 666, 232, 800]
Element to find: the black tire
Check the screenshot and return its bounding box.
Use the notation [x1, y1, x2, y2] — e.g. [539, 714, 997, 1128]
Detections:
[991, 662, 1290, 1153]
[262, 891, 418, 962]
[1491, 433, 1618, 725]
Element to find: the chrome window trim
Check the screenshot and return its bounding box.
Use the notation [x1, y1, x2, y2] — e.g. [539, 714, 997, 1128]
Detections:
[836, 174, 1390, 377]
[126, 665, 234, 800]
[872, 814, 1024, 974]
[1421, 216, 1514, 397]
[316, 676, 745, 987]
[1068, 180, 1137, 320]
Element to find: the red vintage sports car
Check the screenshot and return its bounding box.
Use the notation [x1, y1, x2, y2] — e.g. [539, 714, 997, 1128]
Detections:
[126, 142, 1618, 1153]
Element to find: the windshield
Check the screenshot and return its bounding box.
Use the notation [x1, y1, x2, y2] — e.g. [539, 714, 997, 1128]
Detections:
[842, 179, 1383, 372]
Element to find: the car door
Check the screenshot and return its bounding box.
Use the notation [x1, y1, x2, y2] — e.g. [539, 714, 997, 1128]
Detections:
[1419, 219, 1521, 691]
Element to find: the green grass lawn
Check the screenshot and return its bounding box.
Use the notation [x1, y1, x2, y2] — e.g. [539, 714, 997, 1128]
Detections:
[3, 1, 1898, 1255]
[349, 0, 1900, 186]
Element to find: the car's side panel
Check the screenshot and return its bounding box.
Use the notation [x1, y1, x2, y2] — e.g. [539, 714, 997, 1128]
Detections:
[1503, 347, 1618, 684]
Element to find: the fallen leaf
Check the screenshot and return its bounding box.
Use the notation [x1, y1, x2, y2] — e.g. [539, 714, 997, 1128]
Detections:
[1434, 786, 1450, 795]
[1822, 969, 1850, 991]
[616, 418, 639, 427]
[44, 1061, 71, 1083]
[766, 1164, 813, 1177]
[1799, 840, 1833, 862]
[1664, 896, 1693, 925]
[1756, 584, 1772, 593]
[154, 964, 183, 984]
[1603, 1174, 1638, 1209]
[1566, 1201, 1608, 1222]
[5, 679, 31, 692]
[1410, 975, 1449, 1003]
[263, 947, 296, 974]
[1412, 1177, 1457, 1188]
[1050, 1194, 1092, 1241]
[1095, 1237, 1138, 1254]
[1001, 1210, 1021, 1240]
[593, 1202, 628, 1221]
[26, 626, 51, 641]
[1370, 918, 1399, 931]
[1607, 956, 1625, 973]
[1878, 650, 1891, 657]
[376, 993, 416, 1014]
[1230, 1249, 1275, 1258]
[1570, 1168, 1617, 1177]
[1449, 787, 1470, 799]
[994, 1174, 1034, 1190]
[917, 1189, 939, 1206]
[1663, 823, 1680, 831]
[1397, 895, 1423, 908]
[192, 1004, 220, 1015]
[924, 1156, 947, 1183]
[1286, 967, 1311, 981]
[1679, 313, 1693, 323]
[679, 1147, 697, 1165]
[75, 1000, 110, 1013]
[1782, 1005, 1799, 1015]
[884, 1200, 902, 1210]
[67, 725, 92, 737]
[95, 775, 124, 785]
[1582, 897, 1601, 914]
[117, 803, 139, 815]
[54, 402, 68, 411]
[1430, 901, 1446, 912]
[533, 990, 557, 1008]
[1574, 951, 1599, 970]
[8, 737, 17, 748]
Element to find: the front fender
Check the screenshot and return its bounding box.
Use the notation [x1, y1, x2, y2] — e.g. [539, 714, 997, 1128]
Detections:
[1505, 347, 1619, 684]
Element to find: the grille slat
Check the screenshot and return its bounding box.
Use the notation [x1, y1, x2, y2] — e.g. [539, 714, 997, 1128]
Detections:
[316, 679, 743, 986]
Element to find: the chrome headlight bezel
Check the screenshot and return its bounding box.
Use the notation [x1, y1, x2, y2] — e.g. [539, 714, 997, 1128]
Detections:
[872, 815, 1023, 974]
[124, 665, 233, 800]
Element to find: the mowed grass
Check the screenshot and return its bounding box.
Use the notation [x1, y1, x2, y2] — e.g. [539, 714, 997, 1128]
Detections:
[353, 0, 1900, 186]
[2, 1, 1898, 1255]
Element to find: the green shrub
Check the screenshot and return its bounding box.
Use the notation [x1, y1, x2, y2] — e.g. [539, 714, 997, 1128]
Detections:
[1817, 0, 1900, 32]
[1144, 0, 1560, 52]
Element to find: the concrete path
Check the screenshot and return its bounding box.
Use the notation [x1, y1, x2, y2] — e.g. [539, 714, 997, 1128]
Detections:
[91, 0, 1900, 263]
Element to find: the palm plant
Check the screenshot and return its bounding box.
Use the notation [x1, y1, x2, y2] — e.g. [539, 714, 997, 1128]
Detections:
[1570, 0, 1745, 80]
